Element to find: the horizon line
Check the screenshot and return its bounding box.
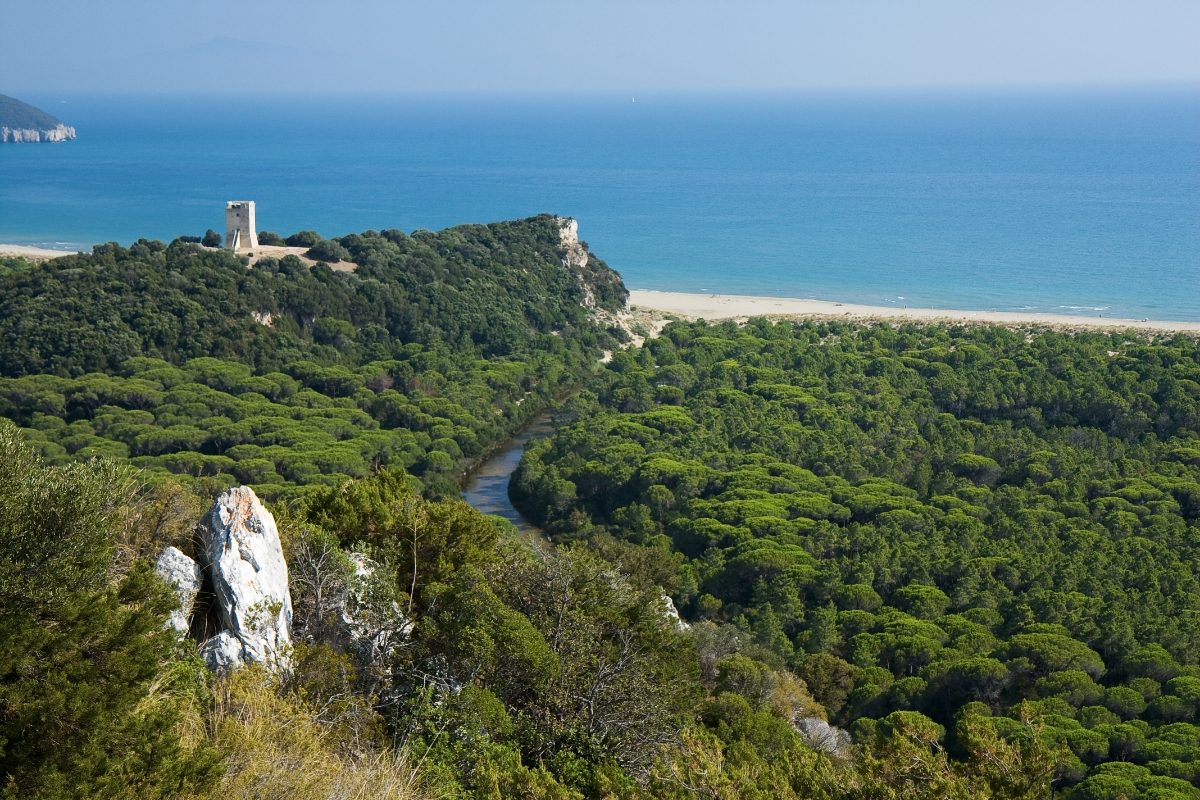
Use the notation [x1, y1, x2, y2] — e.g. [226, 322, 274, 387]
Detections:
[11, 80, 1200, 100]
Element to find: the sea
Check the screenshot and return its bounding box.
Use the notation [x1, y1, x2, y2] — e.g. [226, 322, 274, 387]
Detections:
[2, 89, 1198, 320]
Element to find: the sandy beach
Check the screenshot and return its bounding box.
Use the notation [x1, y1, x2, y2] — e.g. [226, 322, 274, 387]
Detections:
[629, 290, 1200, 334]
[5, 240, 1196, 334]
[0, 243, 82, 259]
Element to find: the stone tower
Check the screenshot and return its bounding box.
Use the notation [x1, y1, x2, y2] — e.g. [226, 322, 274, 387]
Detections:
[224, 201, 258, 251]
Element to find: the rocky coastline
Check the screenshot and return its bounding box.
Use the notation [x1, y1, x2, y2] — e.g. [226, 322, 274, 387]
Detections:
[1, 123, 76, 142]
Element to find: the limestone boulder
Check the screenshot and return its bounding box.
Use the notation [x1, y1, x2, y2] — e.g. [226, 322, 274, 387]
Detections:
[200, 631, 245, 673]
[200, 486, 292, 671]
[154, 546, 201, 636]
[660, 591, 691, 633]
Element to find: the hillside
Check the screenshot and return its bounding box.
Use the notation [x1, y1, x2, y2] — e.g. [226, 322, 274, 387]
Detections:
[4, 219, 1199, 798]
[0, 216, 627, 496]
[0, 93, 76, 142]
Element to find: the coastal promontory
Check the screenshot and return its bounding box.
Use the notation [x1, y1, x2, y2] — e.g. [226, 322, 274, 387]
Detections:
[0, 93, 76, 142]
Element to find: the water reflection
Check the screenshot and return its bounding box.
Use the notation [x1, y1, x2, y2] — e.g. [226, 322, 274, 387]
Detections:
[461, 415, 555, 533]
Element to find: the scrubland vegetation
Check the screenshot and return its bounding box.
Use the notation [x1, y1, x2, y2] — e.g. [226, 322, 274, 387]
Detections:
[3, 221, 1199, 798]
[0, 422, 1066, 799]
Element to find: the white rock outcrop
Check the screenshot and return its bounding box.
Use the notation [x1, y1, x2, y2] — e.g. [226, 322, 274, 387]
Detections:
[199, 486, 292, 671]
[557, 216, 597, 308]
[154, 546, 202, 636]
[660, 592, 691, 633]
[200, 631, 245, 672]
[1, 124, 76, 142]
[557, 217, 586, 267]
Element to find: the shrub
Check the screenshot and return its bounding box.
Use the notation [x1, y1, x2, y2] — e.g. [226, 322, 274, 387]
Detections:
[285, 230, 323, 247]
[306, 240, 352, 264]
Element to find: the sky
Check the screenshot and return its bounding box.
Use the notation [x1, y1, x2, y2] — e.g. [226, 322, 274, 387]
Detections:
[3, 0, 1199, 95]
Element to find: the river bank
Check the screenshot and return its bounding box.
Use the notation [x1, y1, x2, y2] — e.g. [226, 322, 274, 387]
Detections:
[459, 283, 1200, 532]
[461, 414, 555, 534]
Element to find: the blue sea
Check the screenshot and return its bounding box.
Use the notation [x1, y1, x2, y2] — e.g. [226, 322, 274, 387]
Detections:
[2, 89, 1198, 320]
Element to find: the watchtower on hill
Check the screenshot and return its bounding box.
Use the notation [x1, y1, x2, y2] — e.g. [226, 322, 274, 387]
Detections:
[224, 201, 258, 251]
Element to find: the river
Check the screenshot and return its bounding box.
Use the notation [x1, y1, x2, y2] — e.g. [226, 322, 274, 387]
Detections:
[461, 415, 555, 533]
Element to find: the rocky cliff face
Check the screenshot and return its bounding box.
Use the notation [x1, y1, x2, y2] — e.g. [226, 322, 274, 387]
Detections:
[1, 124, 76, 143]
[660, 592, 691, 633]
[557, 216, 598, 309]
[557, 217, 588, 270]
[1, 94, 76, 142]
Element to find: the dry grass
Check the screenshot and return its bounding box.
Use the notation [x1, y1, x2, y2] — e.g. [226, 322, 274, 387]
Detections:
[114, 477, 206, 575]
[207, 666, 432, 800]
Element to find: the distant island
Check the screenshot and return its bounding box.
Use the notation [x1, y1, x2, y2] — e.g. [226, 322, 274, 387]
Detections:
[0, 93, 75, 142]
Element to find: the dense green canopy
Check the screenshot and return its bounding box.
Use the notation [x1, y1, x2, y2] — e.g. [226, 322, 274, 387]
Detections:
[514, 319, 1200, 792]
[5, 217, 1199, 795]
[0, 215, 626, 377]
[0, 216, 627, 497]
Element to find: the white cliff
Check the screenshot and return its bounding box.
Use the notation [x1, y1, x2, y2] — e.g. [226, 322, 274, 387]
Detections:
[1, 94, 77, 143]
[1, 124, 76, 143]
[199, 486, 293, 671]
[557, 216, 598, 309]
[660, 592, 691, 633]
[557, 217, 588, 270]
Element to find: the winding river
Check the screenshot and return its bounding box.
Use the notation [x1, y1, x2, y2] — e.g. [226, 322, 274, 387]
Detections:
[461, 415, 554, 533]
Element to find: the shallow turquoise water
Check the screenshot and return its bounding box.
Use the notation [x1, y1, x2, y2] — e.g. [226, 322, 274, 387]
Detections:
[2, 89, 1197, 319]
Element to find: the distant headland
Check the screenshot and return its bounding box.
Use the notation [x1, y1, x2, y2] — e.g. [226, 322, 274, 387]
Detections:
[0, 93, 76, 142]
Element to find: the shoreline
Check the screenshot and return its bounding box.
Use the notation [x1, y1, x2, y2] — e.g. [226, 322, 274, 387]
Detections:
[5, 240, 1197, 334]
[628, 290, 1200, 334]
[0, 243, 83, 259]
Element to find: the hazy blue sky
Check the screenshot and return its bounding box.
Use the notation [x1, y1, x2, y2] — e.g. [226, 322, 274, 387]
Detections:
[4, 0, 1199, 94]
